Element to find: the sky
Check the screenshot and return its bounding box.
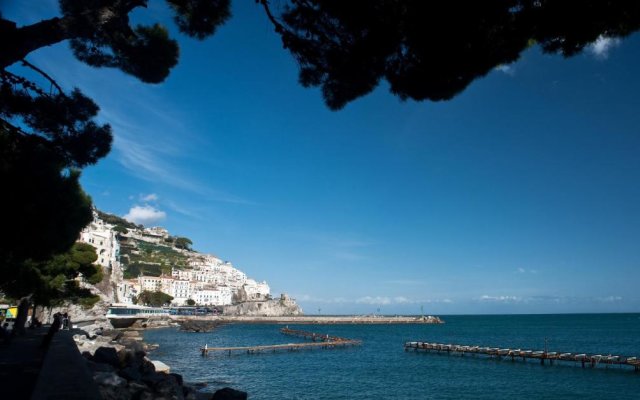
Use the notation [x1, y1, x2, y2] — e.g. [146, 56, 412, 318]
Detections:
[5, 1, 640, 315]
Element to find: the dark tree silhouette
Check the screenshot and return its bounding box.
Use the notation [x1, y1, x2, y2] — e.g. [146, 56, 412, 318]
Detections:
[263, 0, 640, 109]
[0, 0, 231, 307]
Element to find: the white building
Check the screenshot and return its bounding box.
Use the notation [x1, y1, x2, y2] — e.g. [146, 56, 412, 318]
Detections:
[117, 279, 141, 304]
[193, 287, 233, 306]
[170, 279, 192, 303]
[138, 276, 163, 292]
[79, 213, 120, 269]
[243, 279, 271, 300]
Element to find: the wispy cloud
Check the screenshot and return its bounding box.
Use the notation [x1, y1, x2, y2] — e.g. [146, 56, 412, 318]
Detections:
[597, 296, 622, 303]
[385, 279, 427, 286]
[479, 295, 520, 303]
[356, 296, 393, 305]
[587, 35, 621, 60]
[140, 193, 159, 202]
[294, 294, 450, 305]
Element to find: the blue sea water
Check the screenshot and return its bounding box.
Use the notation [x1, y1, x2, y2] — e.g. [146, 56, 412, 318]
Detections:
[143, 314, 640, 399]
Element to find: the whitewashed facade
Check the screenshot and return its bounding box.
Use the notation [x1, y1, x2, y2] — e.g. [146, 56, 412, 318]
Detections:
[79, 213, 120, 268]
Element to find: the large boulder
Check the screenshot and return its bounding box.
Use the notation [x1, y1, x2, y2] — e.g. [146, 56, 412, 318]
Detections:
[212, 387, 248, 400]
[93, 347, 121, 368]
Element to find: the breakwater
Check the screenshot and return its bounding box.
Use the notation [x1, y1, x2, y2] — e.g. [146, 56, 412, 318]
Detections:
[173, 314, 443, 324]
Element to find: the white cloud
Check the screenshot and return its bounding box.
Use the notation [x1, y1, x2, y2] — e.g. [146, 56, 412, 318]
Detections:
[393, 296, 412, 304]
[479, 295, 520, 303]
[597, 296, 622, 303]
[495, 64, 515, 75]
[356, 296, 391, 305]
[140, 193, 158, 202]
[124, 205, 166, 226]
[587, 35, 621, 60]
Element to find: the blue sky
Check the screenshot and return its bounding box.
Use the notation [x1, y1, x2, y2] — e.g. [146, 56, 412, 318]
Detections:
[6, 1, 640, 314]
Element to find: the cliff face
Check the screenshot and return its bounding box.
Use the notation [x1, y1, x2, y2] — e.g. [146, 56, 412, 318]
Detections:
[224, 294, 303, 317]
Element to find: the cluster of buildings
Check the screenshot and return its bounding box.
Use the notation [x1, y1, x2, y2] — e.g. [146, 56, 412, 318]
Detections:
[117, 258, 271, 306]
[79, 212, 271, 307]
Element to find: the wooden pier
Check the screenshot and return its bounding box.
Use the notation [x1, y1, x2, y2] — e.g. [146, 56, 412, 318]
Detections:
[404, 341, 640, 372]
[200, 328, 361, 356]
[280, 327, 354, 343]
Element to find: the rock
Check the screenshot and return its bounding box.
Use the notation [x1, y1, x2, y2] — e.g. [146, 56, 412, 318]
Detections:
[170, 372, 184, 386]
[212, 387, 248, 400]
[153, 374, 184, 399]
[151, 360, 171, 373]
[94, 371, 127, 387]
[95, 335, 113, 343]
[179, 320, 219, 332]
[119, 365, 142, 382]
[127, 381, 149, 396]
[99, 384, 131, 400]
[87, 360, 117, 374]
[102, 329, 123, 341]
[94, 346, 121, 368]
[119, 338, 145, 351]
[142, 371, 166, 387]
[122, 330, 140, 338]
[140, 357, 156, 375]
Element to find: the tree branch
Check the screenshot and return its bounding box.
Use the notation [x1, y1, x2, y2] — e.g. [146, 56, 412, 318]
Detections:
[258, 0, 287, 34]
[20, 59, 65, 96]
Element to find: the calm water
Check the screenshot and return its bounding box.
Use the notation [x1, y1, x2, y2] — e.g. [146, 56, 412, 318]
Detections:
[143, 314, 640, 399]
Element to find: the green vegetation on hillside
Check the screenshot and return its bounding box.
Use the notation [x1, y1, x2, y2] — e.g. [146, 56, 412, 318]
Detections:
[136, 291, 174, 307]
[96, 210, 140, 230]
[120, 237, 189, 278]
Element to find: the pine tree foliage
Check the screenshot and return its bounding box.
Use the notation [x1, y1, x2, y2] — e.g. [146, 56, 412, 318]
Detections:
[267, 0, 640, 109]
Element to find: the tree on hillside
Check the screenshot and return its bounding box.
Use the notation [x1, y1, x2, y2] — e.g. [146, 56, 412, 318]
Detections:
[136, 290, 174, 307]
[174, 237, 193, 251]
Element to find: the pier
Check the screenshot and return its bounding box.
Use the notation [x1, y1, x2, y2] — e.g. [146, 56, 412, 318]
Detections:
[200, 328, 361, 356]
[280, 327, 353, 342]
[404, 341, 640, 372]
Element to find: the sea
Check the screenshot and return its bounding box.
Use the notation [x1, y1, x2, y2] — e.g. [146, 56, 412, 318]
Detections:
[143, 314, 640, 399]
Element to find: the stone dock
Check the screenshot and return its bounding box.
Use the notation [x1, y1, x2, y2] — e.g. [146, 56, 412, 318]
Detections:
[174, 315, 443, 325]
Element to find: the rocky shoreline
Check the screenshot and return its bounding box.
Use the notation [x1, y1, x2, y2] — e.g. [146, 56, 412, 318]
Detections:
[73, 326, 246, 400]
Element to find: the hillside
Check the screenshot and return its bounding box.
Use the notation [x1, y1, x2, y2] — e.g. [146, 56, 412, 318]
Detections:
[77, 210, 303, 316]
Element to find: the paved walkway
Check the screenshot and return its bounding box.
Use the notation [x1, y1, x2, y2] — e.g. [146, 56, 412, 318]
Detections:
[0, 327, 101, 399]
[0, 327, 49, 399]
